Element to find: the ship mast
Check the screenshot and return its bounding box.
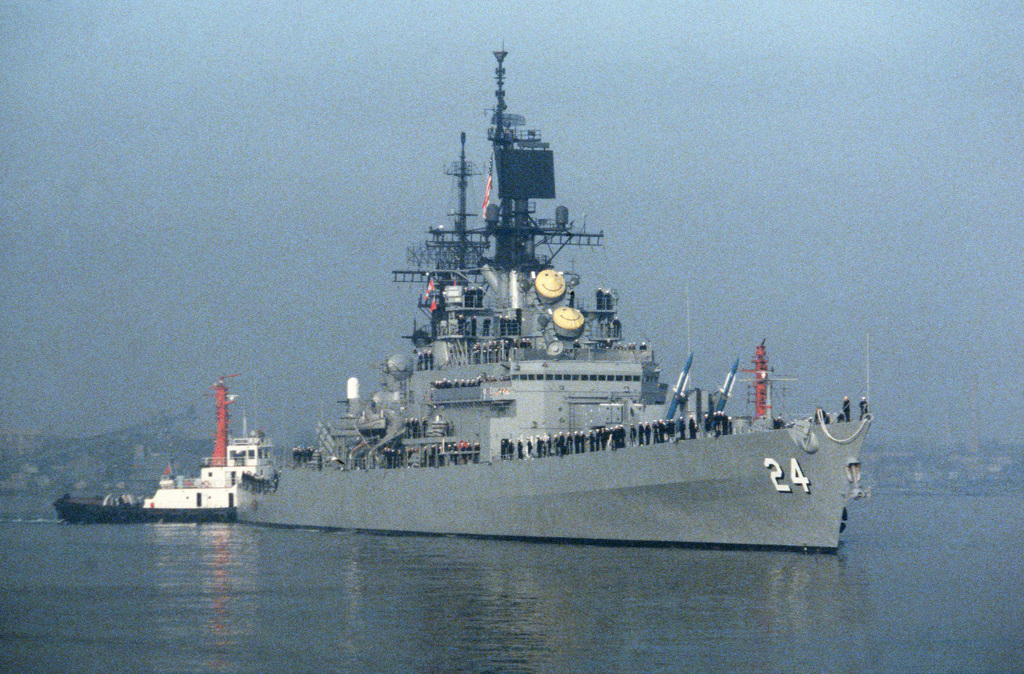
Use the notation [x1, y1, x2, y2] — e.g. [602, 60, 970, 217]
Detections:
[749, 340, 771, 420]
[484, 50, 605, 273]
[487, 49, 547, 271]
[211, 375, 237, 467]
[487, 50, 518, 270]
[391, 49, 605, 344]
[444, 131, 479, 269]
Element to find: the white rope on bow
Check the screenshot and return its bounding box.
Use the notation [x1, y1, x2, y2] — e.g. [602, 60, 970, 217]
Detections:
[815, 409, 872, 445]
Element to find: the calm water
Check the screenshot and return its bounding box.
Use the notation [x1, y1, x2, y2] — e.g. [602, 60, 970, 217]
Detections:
[1, 492, 1021, 673]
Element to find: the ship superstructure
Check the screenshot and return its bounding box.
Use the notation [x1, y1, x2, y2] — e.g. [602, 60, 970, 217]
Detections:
[238, 51, 871, 551]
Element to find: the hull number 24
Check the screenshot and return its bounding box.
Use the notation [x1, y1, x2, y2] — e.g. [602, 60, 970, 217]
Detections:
[764, 457, 811, 493]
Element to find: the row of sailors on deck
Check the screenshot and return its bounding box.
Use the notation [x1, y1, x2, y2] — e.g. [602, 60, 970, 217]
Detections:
[415, 339, 537, 371]
[499, 416, 738, 461]
[404, 418, 452, 439]
[364, 442, 483, 469]
[431, 376, 501, 389]
[294, 397, 871, 471]
[500, 428, 623, 459]
[495, 400, 866, 463]
[413, 338, 657, 372]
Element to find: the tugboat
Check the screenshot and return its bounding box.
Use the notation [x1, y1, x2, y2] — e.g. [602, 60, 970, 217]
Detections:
[237, 50, 871, 551]
[54, 376, 276, 524]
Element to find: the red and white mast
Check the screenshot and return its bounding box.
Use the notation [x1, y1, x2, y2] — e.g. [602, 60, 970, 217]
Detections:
[211, 375, 239, 466]
[746, 340, 771, 420]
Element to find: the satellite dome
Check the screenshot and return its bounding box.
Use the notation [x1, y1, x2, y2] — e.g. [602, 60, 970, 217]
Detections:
[534, 269, 566, 304]
[387, 353, 414, 380]
[552, 306, 585, 339]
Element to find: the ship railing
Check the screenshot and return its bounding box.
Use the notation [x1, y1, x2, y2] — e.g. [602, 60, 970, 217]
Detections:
[202, 456, 252, 468]
[319, 412, 806, 474]
[511, 346, 653, 363]
[167, 477, 221, 490]
[431, 387, 483, 404]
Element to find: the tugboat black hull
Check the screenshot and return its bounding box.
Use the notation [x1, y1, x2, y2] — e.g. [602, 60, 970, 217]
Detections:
[53, 494, 237, 524]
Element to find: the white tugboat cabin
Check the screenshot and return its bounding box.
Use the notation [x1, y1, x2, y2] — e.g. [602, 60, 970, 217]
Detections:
[141, 376, 276, 522]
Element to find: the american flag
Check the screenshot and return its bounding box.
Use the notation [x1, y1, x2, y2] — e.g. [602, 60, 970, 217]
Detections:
[481, 172, 492, 217]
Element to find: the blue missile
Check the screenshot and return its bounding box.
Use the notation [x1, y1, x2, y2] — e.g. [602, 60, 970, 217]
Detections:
[714, 357, 740, 413]
[665, 352, 694, 420]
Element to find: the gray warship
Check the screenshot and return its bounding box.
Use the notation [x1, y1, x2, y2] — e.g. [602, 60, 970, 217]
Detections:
[238, 50, 871, 551]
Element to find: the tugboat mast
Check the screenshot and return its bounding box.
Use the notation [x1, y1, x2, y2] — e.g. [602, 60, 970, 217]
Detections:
[211, 375, 238, 467]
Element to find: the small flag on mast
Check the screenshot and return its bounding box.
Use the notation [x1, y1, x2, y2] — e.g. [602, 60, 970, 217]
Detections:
[424, 277, 438, 312]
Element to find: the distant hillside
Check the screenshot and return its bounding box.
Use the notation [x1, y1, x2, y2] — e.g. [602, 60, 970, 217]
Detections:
[0, 409, 217, 518]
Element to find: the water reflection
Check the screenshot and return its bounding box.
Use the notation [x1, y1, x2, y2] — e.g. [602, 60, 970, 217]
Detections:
[130, 524, 871, 671]
[4, 493, 1016, 672]
[147, 524, 260, 672]
[318, 536, 870, 672]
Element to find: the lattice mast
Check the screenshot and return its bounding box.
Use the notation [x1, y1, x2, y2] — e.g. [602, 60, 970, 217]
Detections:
[444, 131, 480, 269]
[745, 341, 771, 420]
[210, 375, 238, 467]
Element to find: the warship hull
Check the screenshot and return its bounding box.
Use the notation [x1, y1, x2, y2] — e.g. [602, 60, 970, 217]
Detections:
[240, 422, 864, 551]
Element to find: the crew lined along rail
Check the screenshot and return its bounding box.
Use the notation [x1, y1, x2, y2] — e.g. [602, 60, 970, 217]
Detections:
[414, 340, 655, 370]
[289, 398, 867, 473]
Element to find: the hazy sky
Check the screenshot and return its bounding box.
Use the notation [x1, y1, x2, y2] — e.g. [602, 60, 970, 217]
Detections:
[2, 1, 1021, 449]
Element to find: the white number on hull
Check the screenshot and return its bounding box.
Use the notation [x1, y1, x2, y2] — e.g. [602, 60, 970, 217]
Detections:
[764, 457, 811, 494]
[789, 458, 810, 492]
